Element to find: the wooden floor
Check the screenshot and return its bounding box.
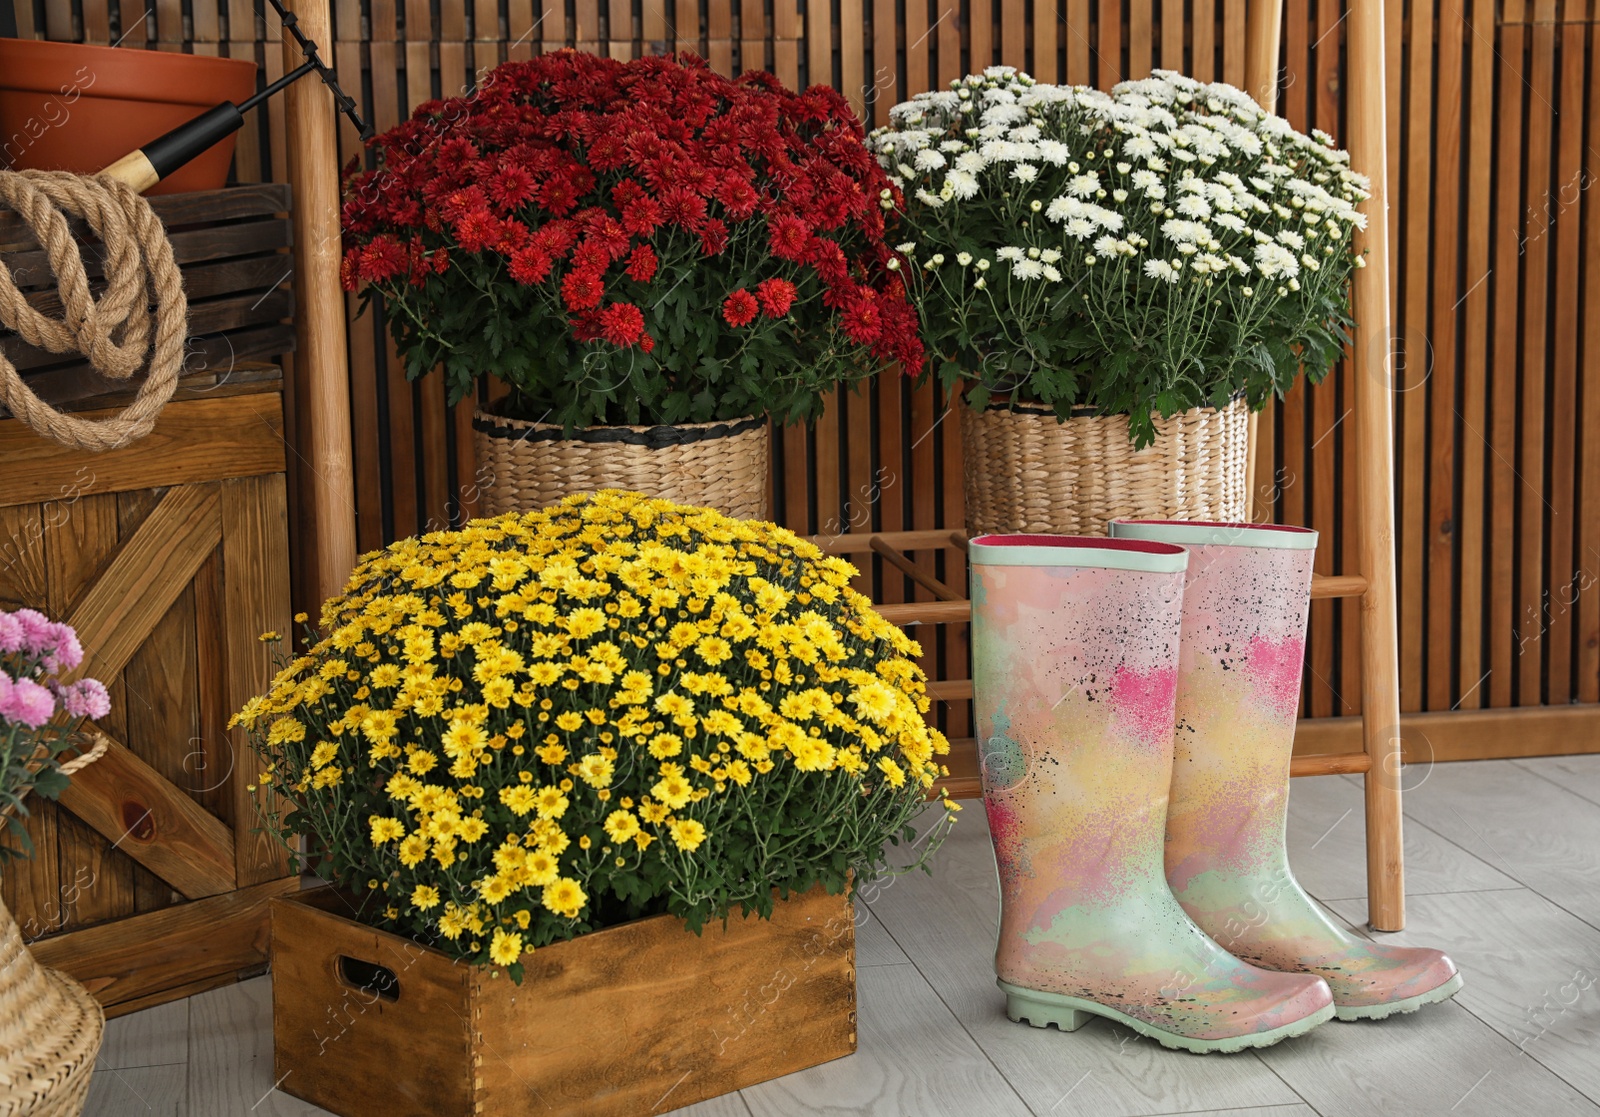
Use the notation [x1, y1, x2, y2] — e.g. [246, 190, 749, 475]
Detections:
[85, 756, 1600, 1116]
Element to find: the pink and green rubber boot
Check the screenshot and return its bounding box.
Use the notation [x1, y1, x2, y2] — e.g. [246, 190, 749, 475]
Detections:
[1109, 519, 1464, 1021]
[971, 534, 1335, 1054]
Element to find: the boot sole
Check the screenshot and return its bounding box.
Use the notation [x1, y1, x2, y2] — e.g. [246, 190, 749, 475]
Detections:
[997, 979, 1336, 1054]
[1334, 971, 1464, 1021]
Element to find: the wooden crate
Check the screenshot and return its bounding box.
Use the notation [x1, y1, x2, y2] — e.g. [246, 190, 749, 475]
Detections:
[0, 369, 296, 1015]
[0, 184, 295, 412]
[272, 884, 858, 1117]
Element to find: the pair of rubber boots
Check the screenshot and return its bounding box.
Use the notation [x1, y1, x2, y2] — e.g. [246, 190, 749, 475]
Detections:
[972, 520, 1463, 1054]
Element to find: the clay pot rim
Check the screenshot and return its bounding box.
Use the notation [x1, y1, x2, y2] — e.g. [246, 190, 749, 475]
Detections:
[0, 37, 257, 105]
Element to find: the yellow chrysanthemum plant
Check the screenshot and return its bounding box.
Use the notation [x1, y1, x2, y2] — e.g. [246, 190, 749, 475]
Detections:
[234, 491, 958, 980]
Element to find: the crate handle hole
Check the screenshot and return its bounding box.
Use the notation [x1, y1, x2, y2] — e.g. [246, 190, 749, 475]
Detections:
[336, 956, 400, 1003]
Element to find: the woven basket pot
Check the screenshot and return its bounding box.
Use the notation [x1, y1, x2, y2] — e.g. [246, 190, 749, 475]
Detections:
[472, 411, 770, 520]
[959, 397, 1250, 536]
[0, 897, 103, 1117]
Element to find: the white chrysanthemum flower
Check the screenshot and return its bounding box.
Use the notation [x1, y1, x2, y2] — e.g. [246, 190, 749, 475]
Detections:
[956, 252, 974, 266]
[1039, 248, 1062, 263]
[1010, 124, 1042, 142]
[1043, 264, 1062, 281]
[996, 246, 1026, 262]
[1013, 164, 1038, 183]
[1035, 139, 1072, 165]
[915, 188, 945, 209]
[1063, 217, 1096, 239]
[1045, 195, 1084, 222]
[1093, 234, 1120, 258]
[1253, 241, 1300, 278]
[1176, 194, 1212, 219]
[914, 148, 947, 171]
[1161, 219, 1211, 243]
[1276, 229, 1306, 250]
[1144, 259, 1180, 283]
[1213, 213, 1247, 234]
[939, 138, 968, 152]
[1067, 171, 1101, 198]
[954, 150, 986, 174]
[896, 241, 916, 254]
[1123, 134, 1159, 160]
[1013, 259, 1045, 279]
[947, 170, 980, 199]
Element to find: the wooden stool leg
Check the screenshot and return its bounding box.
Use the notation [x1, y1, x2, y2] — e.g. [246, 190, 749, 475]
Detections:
[1348, 0, 1405, 932]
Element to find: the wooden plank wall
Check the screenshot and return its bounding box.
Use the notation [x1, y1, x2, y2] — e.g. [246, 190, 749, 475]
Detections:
[13, 0, 1600, 728]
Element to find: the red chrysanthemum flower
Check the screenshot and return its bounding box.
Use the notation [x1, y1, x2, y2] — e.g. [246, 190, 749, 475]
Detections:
[598, 302, 645, 347]
[509, 246, 552, 285]
[841, 289, 882, 344]
[621, 195, 663, 236]
[454, 210, 500, 253]
[722, 289, 759, 327]
[488, 165, 537, 211]
[768, 215, 811, 261]
[562, 268, 605, 311]
[640, 332, 656, 353]
[755, 277, 797, 318]
[698, 219, 729, 257]
[358, 235, 408, 282]
[624, 244, 658, 284]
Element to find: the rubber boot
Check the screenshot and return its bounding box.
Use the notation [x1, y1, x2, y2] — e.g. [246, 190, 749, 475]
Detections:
[971, 534, 1335, 1053]
[1108, 519, 1463, 1020]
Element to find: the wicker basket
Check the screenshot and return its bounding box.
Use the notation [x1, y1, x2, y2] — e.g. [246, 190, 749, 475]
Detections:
[0, 737, 108, 1117]
[473, 411, 770, 519]
[0, 900, 103, 1117]
[959, 397, 1250, 536]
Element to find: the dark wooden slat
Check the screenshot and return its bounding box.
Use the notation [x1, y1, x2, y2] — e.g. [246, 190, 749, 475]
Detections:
[0, 220, 291, 286]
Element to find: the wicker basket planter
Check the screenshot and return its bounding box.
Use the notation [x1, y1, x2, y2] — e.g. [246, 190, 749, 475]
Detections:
[472, 410, 771, 519]
[959, 397, 1250, 536]
[271, 882, 856, 1117]
[0, 898, 103, 1117]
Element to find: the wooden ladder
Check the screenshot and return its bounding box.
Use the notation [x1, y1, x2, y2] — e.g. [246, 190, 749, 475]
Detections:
[818, 0, 1406, 933]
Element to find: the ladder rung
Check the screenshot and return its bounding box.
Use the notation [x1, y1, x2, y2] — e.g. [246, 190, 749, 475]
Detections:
[1290, 752, 1374, 776]
[1311, 573, 1368, 599]
[934, 739, 1374, 799]
[877, 571, 1369, 627]
[810, 529, 968, 555]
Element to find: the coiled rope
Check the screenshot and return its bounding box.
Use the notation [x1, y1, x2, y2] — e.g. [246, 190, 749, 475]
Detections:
[0, 169, 186, 451]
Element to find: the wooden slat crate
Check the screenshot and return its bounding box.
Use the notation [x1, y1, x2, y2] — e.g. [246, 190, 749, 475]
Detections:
[0, 366, 296, 1016]
[0, 184, 295, 415]
[272, 883, 856, 1117]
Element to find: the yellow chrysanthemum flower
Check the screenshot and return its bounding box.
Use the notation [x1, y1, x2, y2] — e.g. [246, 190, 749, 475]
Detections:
[489, 928, 524, 966]
[603, 809, 640, 844]
[369, 817, 404, 844]
[668, 818, 707, 852]
[541, 877, 586, 919]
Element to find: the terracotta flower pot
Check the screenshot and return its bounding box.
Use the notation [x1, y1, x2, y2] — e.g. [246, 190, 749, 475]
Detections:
[0, 38, 256, 195]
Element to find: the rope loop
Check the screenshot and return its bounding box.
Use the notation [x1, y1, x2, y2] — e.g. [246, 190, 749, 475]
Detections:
[0, 170, 187, 452]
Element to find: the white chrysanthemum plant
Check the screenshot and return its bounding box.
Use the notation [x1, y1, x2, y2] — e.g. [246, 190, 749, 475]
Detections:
[868, 67, 1371, 447]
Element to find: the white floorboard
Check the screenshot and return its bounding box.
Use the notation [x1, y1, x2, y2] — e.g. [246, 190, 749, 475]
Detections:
[74, 758, 1600, 1117]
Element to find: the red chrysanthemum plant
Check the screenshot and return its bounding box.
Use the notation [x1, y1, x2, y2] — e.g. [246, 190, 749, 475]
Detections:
[340, 51, 924, 430]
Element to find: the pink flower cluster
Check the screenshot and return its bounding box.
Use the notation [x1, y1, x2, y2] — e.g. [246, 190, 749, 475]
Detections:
[0, 609, 108, 730]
